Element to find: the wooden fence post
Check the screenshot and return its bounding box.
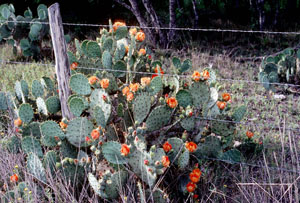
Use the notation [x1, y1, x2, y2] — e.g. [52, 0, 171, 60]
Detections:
[48, 3, 74, 119]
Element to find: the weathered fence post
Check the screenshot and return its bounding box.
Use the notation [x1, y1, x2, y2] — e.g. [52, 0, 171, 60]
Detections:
[48, 3, 74, 119]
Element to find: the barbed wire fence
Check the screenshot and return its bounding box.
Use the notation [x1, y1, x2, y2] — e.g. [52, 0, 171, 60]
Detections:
[1, 18, 300, 175]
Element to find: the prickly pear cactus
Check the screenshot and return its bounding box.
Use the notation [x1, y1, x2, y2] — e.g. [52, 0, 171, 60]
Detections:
[27, 152, 47, 183]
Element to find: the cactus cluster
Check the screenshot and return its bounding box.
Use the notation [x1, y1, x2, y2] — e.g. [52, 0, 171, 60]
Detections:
[0, 19, 261, 202]
[259, 48, 300, 91]
[0, 3, 50, 59]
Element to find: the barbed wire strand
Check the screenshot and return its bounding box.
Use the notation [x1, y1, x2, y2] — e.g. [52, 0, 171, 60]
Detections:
[2, 20, 300, 35]
[1, 59, 300, 88]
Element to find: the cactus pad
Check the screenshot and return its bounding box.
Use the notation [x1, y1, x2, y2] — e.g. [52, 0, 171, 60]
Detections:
[18, 103, 34, 123]
[149, 76, 163, 95]
[102, 141, 128, 164]
[41, 120, 65, 141]
[0, 92, 10, 110]
[211, 115, 235, 137]
[178, 149, 190, 169]
[180, 116, 195, 131]
[69, 73, 91, 95]
[189, 82, 210, 108]
[115, 26, 128, 40]
[103, 37, 113, 52]
[102, 50, 112, 69]
[92, 105, 106, 128]
[86, 41, 101, 58]
[145, 106, 171, 132]
[90, 89, 111, 123]
[112, 60, 126, 77]
[27, 153, 47, 183]
[66, 117, 94, 147]
[195, 136, 222, 159]
[176, 90, 192, 108]
[133, 93, 151, 125]
[36, 97, 48, 115]
[167, 137, 184, 162]
[220, 149, 241, 164]
[180, 59, 192, 73]
[21, 136, 43, 158]
[31, 80, 44, 98]
[22, 122, 41, 138]
[43, 150, 59, 176]
[114, 44, 126, 61]
[41, 76, 54, 93]
[60, 140, 78, 158]
[232, 105, 247, 122]
[69, 97, 85, 117]
[46, 96, 61, 114]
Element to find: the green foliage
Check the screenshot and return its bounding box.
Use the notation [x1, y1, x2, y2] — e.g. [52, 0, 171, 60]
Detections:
[0, 3, 50, 59]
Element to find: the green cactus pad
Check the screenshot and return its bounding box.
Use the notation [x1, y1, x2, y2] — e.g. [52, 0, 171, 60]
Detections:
[67, 51, 77, 64]
[81, 40, 89, 56]
[102, 50, 112, 69]
[60, 140, 78, 158]
[69, 97, 85, 117]
[66, 117, 94, 147]
[90, 89, 111, 123]
[18, 103, 34, 123]
[75, 38, 83, 56]
[145, 106, 171, 132]
[31, 80, 44, 98]
[114, 44, 126, 61]
[172, 57, 181, 69]
[22, 122, 41, 138]
[21, 136, 43, 158]
[41, 120, 65, 139]
[195, 136, 222, 159]
[133, 93, 151, 125]
[112, 60, 126, 77]
[220, 149, 241, 164]
[128, 149, 157, 187]
[59, 159, 85, 185]
[0, 92, 10, 110]
[115, 26, 128, 40]
[189, 81, 210, 108]
[27, 152, 47, 183]
[43, 150, 59, 176]
[102, 141, 128, 164]
[178, 149, 190, 169]
[176, 90, 192, 108]
[232, 105, 247, 122]
[180, 116, 195, 131]
[69, 73, 91, 96]
[46, 96, 61, 114]
[103, 37, 113, 52]
[167, 137, 184, 162]
[15, 81, 25, 102]
[92, 105, 106, 128]
[149, 76, 163, 95]
[41, 76, 54, 93]
[180, 59, 192, 73]
[3, 135, 21, 154]
[86, 41, 101, 58]
[103, 170, 128, 199]
[211, 115, 235, 137]
[40, 134, 58, 147]
[36, 97, 48, 115]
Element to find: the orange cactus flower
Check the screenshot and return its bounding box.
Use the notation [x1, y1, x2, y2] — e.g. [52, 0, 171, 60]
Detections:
[166, 97, 178, 109]
[122, 86, 130, 96]
[88, 76, 99, 85]
[126, 92, 134, 101]
[222, 93, 231, 102]
[161, 156, 170, 167]
[10, 174, 18, 183]
[246, 131, 254, 139]
[192, 71, 201, 81]
[113, 21, 126, 31]
[125, 45, 129, 54]
[91, 129, 100, 140]
[120, 144, 130, 156]
[163, 141, 172, 153]
[129, 83, 140, 92]
[186, 182, 196, 193]
[59, 121, 68, 129]
[14, 118, 22, 127]
[189, 172, 200, 183]
[139, 48, 146, 56]
[141, 77, 151, 86]
[136, 31, 145, 42]
[129, 27, 137, 35]
[70, 62, 78, 70]
[154, 66, 163, 73]
[192, 168, 201, 177]
[100, 78, 110, 89]
[185, 142, 197, 153]
[202, 70, 210, 80]
[217, 101, 226, 110]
